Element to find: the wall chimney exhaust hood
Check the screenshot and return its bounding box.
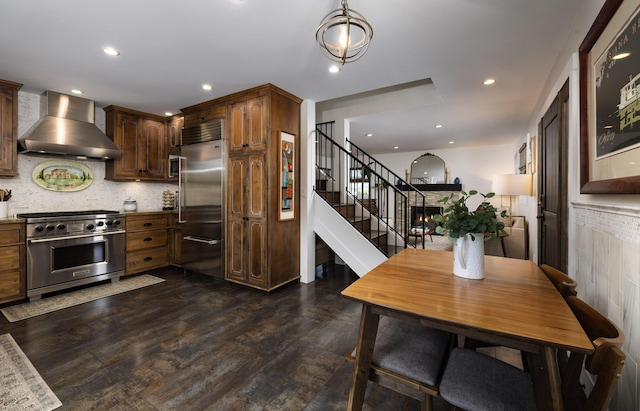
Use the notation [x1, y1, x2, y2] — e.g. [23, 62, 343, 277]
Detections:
[18, 91, 122, 160]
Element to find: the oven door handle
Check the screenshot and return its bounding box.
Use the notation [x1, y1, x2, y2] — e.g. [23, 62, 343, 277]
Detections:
[28, 230, 126, 243]
[183, 236, 221, 245]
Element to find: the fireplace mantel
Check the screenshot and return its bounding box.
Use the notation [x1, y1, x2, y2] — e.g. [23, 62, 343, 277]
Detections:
[395, 183, 462, 192]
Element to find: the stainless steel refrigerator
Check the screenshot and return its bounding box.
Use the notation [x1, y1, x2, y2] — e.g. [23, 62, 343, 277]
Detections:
[179, 122, 224, 278]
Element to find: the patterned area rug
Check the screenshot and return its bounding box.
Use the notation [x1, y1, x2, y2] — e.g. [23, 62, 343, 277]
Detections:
[1, 275, 165, 323]
[0, 333, 61, 411]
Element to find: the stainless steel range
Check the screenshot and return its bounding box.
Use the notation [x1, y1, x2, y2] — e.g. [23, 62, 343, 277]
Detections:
[17, 210, 125, 300]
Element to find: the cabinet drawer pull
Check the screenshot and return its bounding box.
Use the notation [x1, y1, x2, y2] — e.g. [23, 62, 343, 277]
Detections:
[143, 222, 153, 227]
[144, 257, 153, 262]
[143, 237, 153, 242]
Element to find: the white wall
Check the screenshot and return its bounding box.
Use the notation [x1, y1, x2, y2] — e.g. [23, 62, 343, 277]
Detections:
[522, 0, 640, 409]
[5, 91, 177, 217]
[376, 144, 519, 211]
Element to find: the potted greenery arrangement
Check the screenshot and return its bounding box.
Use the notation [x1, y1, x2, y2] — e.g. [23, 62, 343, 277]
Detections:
[432, 190, 506, 279]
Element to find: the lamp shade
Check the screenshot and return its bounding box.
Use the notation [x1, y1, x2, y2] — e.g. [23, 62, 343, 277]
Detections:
[492, 174, 532, 196]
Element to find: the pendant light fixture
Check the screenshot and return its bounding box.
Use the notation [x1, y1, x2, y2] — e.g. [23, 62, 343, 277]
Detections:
[315, 0, 373, 65]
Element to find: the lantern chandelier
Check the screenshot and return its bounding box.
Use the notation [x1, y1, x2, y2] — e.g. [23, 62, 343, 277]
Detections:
[315, 0, 373, 65]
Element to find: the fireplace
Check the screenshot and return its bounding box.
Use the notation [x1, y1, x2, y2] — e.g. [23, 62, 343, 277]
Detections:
[411, 206, 443, 227]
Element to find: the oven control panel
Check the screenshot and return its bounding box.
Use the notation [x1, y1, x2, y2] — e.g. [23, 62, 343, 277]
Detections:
[25, 216, 125, 239]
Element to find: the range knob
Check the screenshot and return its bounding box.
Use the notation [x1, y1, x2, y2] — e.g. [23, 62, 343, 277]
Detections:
[97, 221, 104, 227]
[35, 225, 44, 232]
[113, 219, 121, 226]
[106, 220, 113, 226]
[46, 225, 55, 231]
[57, 224, 66, 231]
[86, 223, 95, 230]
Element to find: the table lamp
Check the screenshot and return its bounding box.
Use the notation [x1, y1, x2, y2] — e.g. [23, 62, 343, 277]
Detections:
[491, 174, 532, 221]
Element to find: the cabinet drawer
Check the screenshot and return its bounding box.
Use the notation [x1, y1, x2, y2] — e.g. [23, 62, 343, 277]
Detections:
[126, 247, 168, 274]
[126, 215, 168, 231]
[0, 245, 21, 271]
[0, 224, 24, 246]
[0, 268, 25, 303]
[126, 230, 167, 251]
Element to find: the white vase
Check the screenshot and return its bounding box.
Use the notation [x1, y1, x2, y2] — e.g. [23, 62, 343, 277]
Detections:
[0, 202, 7, 218]
[453, 234, 485, 279]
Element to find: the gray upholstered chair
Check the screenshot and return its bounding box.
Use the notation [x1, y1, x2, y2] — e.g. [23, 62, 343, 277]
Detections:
[349, 316, 454, 411]
[439, 296, 625, 411]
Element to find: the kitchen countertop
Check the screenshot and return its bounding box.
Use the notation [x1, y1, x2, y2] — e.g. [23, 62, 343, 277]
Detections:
[0, 217, 25, 224]
[121, 210, 177, 216]
[0, 210, 177, 224]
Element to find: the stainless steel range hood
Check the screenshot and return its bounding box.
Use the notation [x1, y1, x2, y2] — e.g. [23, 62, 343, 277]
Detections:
[18, 91, 122, 160]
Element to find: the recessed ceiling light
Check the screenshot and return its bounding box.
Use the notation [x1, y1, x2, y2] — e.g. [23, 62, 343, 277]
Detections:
[612, 52, 631, 60]
[329, 65, 340, 73]
[449, 141, 454, 144]
[366, 133, 373, 137]
[393, 146, 399, 150]
[202, 84, 213, 91]
[71, 89, 83, 95]
[604, 125, 613, 129]
[483, 78, 496, 85]
[435, 124, 443, 129]
[103, 47, 120, 56]
[165, 112, 173, 116]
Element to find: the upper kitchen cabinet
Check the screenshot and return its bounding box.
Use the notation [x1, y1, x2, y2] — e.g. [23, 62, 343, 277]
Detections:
[167, 114, 183, 156]
[228, 97, 268, 154]
[104, 106, 167, 181]
[182, 103, 226, 128]
[0, 80, 22, 177]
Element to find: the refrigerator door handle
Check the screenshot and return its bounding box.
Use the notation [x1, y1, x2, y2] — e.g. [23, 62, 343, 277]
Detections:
[178, 156, 187, 223]
[183, 236, 221, 245]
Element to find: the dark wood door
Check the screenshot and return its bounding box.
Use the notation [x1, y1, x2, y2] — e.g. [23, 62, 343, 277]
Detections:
[538, 81, 569, 271]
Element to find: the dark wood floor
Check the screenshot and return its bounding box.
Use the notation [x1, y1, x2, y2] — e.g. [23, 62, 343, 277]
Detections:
[0, 264, 452, 410]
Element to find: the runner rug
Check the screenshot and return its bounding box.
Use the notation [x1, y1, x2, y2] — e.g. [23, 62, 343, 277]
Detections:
[0, 333, 62, 411]
[1, 274, 165, 323]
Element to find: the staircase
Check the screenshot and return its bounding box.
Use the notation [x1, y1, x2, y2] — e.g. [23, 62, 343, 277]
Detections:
[317, 191, 390, 254]
[314, 122, 429, 268]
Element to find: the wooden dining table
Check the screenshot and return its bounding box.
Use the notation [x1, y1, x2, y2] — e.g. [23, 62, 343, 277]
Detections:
[341, 248, 594, 411]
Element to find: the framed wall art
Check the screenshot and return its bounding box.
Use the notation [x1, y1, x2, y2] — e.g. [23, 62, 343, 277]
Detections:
[580, 0, 640, 193]
[279, 131, 296, 220]
[32, 160, 93, 192]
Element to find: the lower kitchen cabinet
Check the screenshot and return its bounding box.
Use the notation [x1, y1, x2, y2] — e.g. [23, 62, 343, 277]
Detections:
[0, 223, 26, 303]
[125, 214, 169, 275]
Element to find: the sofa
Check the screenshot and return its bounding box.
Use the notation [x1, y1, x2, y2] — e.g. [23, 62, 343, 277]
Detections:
[485, 216, 528, 259]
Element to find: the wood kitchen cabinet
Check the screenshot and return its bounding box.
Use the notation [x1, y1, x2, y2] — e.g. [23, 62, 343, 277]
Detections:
[0, 79, 22, 177]
[167, 115, 183, 156]
[189, 84, 300, 291]
[0, 223, 26, 303]
[125, 214, 169, 275]
[228, 97, 268, 154]
[227, 153, 268, 287]
[104, 106, 167, 181]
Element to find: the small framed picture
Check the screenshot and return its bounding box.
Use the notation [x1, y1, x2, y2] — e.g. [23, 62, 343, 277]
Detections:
[279, 131, 296, 221]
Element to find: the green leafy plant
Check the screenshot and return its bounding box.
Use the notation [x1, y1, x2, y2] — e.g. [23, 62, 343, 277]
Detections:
[432, 190, 507, 241]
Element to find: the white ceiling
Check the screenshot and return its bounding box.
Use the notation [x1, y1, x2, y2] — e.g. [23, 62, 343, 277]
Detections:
[0, 0, 582, 154]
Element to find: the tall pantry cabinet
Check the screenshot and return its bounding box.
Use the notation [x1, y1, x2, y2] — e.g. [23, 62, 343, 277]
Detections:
[181, 84, 301, 291]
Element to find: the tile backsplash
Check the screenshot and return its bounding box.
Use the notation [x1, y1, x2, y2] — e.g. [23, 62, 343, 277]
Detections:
[4, 90, 177, 216]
